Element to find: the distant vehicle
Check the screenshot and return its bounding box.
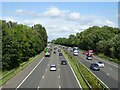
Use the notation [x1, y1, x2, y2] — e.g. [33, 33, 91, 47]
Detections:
[73, 50, 78, 56]
[73, 47, 79, 51]
[58, 49, 61, 52]
[90, 63, 100, 71]
[44, 47, 51, 57]
[87, 50, 94, 57]
[86, 55, 93, 60]
[96, 61, 104, 68]
[61, 60, 67, 65]
[83, 51, 88, 55]
[59, 52, 63, 56]
[54, 46, 57, 50]
[53, 51, 56, 54]
[50, 65, 57, 71]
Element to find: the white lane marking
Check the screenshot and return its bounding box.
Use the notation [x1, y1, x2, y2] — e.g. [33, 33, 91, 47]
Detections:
[59, 86, 61, 89]
[59, 75, 60, 78]
[107, 73, 110, 76]
[42, 76, 44, 79]
[37, 86, 40, 90]
[78, 59, 109, 89]
[93, 56, 118, 68]
[46, 69, 47, 71]
[16, 57, 45, 89]
[63, 53, 82, 88]
[80, 51, 119, 68]
[48, 64, 49, 66]
[58, 69, 60, 71]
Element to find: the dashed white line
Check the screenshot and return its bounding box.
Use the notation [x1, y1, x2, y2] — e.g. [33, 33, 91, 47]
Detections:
[59, 86, 61, 89]
[63, 52, 82, 88]
[48, 64, 49, 66]
[46, 69, 47, 71]
[59, 75, 60, 78]
[16, 57, 45, 89]
[107, 73, 110, 76]
[42, 76, 44, 79]
[37, 86, 40, 90]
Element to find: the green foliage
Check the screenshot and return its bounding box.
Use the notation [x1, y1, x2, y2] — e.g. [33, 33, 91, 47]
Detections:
[2, 20, 47, 70]
[53, 26, 120, 62]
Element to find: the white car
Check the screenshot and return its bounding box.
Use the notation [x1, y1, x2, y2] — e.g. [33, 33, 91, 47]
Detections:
[73, 50, 78, 56]
[86, 56, 93, 60]
[96, 61, 104, 68]
[50, 65, 57, 71]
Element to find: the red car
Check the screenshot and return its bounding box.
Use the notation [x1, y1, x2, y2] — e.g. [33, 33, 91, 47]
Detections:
[83, 52, 88, 55]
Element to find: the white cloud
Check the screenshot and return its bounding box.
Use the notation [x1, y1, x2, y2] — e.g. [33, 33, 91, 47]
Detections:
[105, 19, 115, 26]
[2, 7, 117, 41]
[43, 7, 63, 17]
[68, 12, 81, 20]
[4, 17, 15, 22]
[15, 9, 38, 17]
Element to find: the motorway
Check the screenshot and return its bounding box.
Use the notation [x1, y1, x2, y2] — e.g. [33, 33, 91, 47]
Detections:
[66, 48, 120, 89]
[2, 46, 81, 89]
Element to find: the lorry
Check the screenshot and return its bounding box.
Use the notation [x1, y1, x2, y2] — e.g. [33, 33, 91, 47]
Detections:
[86, 50, 94, 60]
[44, 47, 51, 57]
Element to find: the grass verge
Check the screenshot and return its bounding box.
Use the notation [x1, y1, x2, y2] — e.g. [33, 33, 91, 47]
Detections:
[63, 50, 109, 90]
[62, 50, 89, 90]
[80, 49, 120, 64]
[0, 52, 43, 86]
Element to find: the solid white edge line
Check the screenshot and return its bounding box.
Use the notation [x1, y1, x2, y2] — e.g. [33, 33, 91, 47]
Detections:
[79, 51, 119, 68]
[94, 56, 119, 68]
[16, 57, 45, 89]
[42, 75, 44, 79]
[78, 59, 110, 89]
[63, 52, 82, 89]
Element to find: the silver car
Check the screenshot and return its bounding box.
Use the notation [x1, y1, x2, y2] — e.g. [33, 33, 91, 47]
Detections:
[90, 63, 100, 71]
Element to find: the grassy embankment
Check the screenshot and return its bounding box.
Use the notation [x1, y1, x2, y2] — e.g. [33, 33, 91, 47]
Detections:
[0, 52, 43, 86]
[63, 50, 109, 90]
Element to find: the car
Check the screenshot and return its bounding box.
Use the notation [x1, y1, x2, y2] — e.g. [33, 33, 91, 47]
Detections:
[59, 53, 63, 56]
[58, 49, 61, 52]
[61, 60, 67, 65]
[96, 61, 104, 68]
[50, 65, 57, 71]
[83, 52, 88, 55]
[90, 63, 100, 71]
[73, 50, 78, 56]
[53, 51, 56, 54]
[86, 56, 92, 60]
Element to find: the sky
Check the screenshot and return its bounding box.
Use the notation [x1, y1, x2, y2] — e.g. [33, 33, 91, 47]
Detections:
[1, 2, 118, 41]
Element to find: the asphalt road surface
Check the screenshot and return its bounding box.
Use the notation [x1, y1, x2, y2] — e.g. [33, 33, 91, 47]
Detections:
[66, 48, 119, 89]
[2, 47, 81, 89]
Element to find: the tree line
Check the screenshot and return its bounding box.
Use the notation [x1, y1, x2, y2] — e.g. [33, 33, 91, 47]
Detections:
[1, 20, 47, 70]
[52, 26, 120, 63]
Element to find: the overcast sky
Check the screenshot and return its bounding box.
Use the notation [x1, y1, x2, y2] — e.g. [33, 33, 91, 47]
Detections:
[1, 2, 118, 41]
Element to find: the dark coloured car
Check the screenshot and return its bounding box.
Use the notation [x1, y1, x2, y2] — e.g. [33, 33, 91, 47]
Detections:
[90, 63, 100, 71]
[53, 51, 56, 54]
[61, 60, 67, 65]
[59, 53, 63, 56]
[58, 49, 61, 52]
